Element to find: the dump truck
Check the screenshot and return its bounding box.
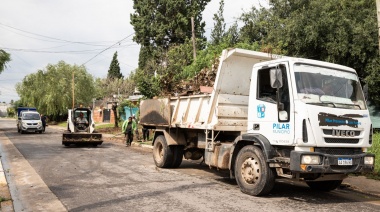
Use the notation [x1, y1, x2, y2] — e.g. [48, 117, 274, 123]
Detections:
[139, 48, 375, 196]
[62, 107, 103, 147]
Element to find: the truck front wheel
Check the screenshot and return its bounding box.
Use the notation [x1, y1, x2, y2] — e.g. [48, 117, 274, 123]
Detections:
[153, 135, 173, 168]
[235, 145, 275, 196]
[306, 180, 342, 191]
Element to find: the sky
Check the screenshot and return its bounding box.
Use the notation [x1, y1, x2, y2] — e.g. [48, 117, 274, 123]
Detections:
[0, 0, 267, 103]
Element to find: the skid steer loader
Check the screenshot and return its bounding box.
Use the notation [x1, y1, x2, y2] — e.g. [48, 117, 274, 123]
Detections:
[62, 107, 103, 147]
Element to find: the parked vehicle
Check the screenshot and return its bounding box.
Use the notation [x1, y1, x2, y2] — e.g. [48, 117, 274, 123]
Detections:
[17, 108, 43, 134]
[16, 107, 36, 117]
[139, 48, 375, 196]
[62, 107, 103, 147]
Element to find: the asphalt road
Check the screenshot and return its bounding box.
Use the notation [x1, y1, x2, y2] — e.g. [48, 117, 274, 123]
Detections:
[1, 118, 380, 212]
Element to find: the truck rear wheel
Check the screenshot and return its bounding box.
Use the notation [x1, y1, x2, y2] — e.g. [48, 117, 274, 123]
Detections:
[171, 145, 184, 168]
[153, 135, 173, 168]
[306, 180, 342, 191]
[235, 145, 275, 196]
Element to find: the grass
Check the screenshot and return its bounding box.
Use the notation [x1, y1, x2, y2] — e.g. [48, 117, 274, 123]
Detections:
[57, 121, 67, 127]
[368, 132, 380, 177]
[96, 123, 119, 129]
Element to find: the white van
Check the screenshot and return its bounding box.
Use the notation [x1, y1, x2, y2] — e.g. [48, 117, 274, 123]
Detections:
[17, 111, 44, 134]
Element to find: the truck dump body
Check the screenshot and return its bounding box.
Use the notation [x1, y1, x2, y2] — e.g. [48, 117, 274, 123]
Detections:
[140, 49, 279, 132]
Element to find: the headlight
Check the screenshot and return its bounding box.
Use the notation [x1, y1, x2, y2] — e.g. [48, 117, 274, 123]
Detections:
[364, 156, 374, 165]
[301, 155, 321, 165]
[22, 121, 28, 127]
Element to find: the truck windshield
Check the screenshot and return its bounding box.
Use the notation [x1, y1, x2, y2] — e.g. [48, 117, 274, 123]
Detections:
[294, 63, 366, 110]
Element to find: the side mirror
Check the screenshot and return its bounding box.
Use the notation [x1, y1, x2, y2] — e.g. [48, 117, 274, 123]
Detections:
[270, 68, 283, 88]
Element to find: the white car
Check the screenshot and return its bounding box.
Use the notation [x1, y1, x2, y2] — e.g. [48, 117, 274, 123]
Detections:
[17, 111, 44, 134]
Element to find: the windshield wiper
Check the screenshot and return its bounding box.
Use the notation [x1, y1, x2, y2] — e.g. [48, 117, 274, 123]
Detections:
[336, 103, 362, 109]
[306, 102, 337, 108]
[306, 102, 362, 109]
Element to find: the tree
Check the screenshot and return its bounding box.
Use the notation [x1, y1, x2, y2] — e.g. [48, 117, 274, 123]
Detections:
[107, 51, 123, 79]
[94, 76, 135, 100]
[134, 63, 161, 99]
[211, 0, 225, 45]
[16, 61, 96, 120]
[222, 22, 240, 47]
[6, 107, 15, 118]
[131, 0, 211, 69]
[0, 49, 11, 74]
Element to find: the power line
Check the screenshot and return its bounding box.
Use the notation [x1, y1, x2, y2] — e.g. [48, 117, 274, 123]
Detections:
[82, 33, 135, 65]
[0, 43, 138, 54]
[0, 22, 134, 46]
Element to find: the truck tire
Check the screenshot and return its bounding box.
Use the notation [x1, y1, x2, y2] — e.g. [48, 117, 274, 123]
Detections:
[235, 145, 275, 196]
[306, 180, 342, 191]
[153, 135, 174, 168]
[171, 145, 184, 168]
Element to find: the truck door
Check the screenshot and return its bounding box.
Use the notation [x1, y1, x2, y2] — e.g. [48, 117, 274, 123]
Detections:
[249, 63, 295, 146]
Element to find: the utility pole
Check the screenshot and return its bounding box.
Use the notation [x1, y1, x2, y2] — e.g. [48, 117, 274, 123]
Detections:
[377, 0, 380, 53]
[72, 71, 75, 109]
[191, 17, 197, 60]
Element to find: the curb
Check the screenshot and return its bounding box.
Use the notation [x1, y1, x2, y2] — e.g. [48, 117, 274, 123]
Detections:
[131, 142, 153, 149]
[0, 131, 67, 212]
[0, 157, 14, 212]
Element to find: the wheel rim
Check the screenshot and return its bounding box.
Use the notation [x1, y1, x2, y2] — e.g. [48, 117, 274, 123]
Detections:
[154, 141, 164, 162]
[241, 157, 261, 184]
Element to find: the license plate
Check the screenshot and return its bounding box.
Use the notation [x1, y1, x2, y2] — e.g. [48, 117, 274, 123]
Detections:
[338, 158, 352, 166]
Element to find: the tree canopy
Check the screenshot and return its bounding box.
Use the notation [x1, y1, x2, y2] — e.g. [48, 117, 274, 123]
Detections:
[16, 61, 96, 120]
[94, 75, 135, 100]
[131, 0, 211, 69]
[210, 0, 225, 45]
[0, 49, 11, 74]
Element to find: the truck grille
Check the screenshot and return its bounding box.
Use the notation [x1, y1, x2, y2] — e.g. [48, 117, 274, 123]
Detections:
[323, 129, 361, 136]
[324, 138, 359, 144]
[314, 148, 362, 155]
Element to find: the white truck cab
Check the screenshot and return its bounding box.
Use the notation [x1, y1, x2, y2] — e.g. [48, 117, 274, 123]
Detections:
[248, 57, 373, 181]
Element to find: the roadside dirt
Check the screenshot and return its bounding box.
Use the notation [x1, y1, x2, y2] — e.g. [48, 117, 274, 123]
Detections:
[97, 127, 121, 134]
